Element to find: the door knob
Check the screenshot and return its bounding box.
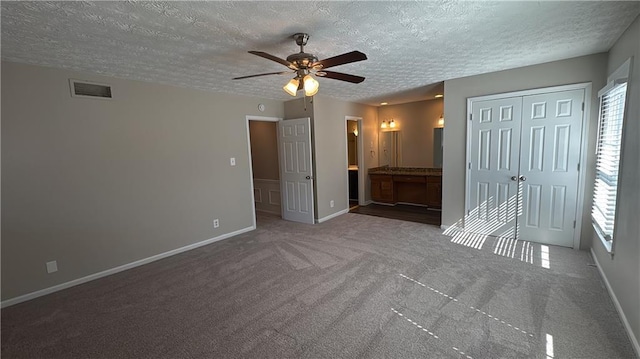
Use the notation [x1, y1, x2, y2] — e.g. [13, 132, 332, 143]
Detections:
[511, 176, 518, 181]
[519, 175, 527, 181]
[306, 175, 312, 180]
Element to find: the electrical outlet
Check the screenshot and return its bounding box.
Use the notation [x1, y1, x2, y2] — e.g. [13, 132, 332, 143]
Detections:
[230, 157, 236, 166]
[213, 219, 220, 228]
[46, 260, 58, 274]
[330, 200, 335, 208]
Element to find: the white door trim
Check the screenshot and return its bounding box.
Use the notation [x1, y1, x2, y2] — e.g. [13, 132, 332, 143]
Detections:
[466, 82, 592, 249]
[345, 116, 365, 206]
[245, 115, 282, 229]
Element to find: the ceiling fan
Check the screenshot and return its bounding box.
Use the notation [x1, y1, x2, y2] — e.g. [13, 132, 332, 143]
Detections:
[233, 33, 367, 97]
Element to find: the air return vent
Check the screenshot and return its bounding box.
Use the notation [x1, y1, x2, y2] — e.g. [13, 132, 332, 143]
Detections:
[69, 79, 112, 99]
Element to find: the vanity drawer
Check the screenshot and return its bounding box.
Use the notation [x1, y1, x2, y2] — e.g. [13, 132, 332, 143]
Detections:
[393, 175, 426, 183]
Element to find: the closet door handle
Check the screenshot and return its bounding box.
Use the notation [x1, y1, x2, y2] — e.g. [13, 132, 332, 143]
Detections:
[519, 175, 527, 182]
[511, 176, 518, 181]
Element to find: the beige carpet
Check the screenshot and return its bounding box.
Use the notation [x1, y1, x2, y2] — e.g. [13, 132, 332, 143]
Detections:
[1, 213, 636, 358]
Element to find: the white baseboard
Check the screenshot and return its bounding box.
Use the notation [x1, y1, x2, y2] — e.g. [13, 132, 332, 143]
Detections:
[316, 208, 349, 223]
[1, 226, 255, 308]
[361, 200, 373, 206]
[441, 224, 450, 231]
[590, 248, 640, 357]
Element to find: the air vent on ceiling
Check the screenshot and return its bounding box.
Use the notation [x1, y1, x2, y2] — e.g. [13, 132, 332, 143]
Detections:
[69, 79, 112, 99]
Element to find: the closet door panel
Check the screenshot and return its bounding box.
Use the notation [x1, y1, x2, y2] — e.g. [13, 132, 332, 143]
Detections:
[467, 97, 522, 237]
[519, 89, 584, 247]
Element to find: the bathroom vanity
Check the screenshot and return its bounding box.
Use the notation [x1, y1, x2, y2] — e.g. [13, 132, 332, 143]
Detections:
[369, 167, 442, 208]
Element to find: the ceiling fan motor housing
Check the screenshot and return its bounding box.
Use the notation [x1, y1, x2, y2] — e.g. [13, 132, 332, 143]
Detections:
[286, 52, 319, 69]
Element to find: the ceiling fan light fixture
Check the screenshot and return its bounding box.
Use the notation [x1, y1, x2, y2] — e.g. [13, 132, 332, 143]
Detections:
[283, 78, 299, 96]
[303, 75, 319, 96]
[238, 34, 367, 97]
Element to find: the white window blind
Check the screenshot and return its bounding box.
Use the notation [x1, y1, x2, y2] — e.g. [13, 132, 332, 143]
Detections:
[592, 82, 627, 244]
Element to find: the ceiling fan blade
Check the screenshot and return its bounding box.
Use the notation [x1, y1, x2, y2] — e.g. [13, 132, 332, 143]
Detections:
[233, 71, 291, 80]
[318, 70, 365, 84]
[312, 51, 367, 70]
[248, 51, 296, 69]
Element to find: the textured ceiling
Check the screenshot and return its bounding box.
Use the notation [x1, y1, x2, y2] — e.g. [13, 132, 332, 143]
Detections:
[2, 1, 639, 106]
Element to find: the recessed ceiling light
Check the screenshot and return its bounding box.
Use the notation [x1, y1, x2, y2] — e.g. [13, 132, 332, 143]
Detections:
[380, 102, 388, 105]
[434, 94, 443, 98]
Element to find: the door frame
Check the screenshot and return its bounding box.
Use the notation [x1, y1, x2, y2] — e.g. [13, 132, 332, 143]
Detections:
[465, 82, 592, 249]
[344, 116, 366, 205]
[245, 115, 282, 229]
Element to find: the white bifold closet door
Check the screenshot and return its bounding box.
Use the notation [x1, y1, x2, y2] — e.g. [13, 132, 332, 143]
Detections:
[468, 89, 584, 247]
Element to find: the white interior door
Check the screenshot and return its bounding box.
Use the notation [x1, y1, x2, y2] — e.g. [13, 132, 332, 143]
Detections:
[468, 97, 523, 238]
[518, 89, 584, 246]
[278, 117, 315, 224]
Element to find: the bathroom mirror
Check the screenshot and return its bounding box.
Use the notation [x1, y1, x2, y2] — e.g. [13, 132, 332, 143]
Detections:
[433, 127, 443, 168]
[379, 131, 400, 166]
[347, 132, 358, 166]
[376, 92, 444, 168]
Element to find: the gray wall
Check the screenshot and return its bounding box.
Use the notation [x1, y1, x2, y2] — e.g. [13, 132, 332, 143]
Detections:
[591, 15, 640, 349]
[442, 53, 608, 249]
[377, 99, 443, 167]
[1, 61, 284, 300]
[249, 121, 279, 180]
[310, 96, 378, 220]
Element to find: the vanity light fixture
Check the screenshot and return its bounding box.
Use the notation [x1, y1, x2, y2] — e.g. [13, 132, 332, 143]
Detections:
[353, 128, 358, 136]
[389, 119, 396, 128]
[438, 114, 445, 127]
[381, 120, 388, 129]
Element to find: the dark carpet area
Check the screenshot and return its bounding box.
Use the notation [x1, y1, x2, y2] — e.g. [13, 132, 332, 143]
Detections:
[350, 203, 441, 226]
[1, 213, 635, 358]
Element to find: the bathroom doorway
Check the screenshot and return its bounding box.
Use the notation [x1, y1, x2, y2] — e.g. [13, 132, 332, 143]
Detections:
[246, 116, 282, 227]
[345, 117, 364, 211]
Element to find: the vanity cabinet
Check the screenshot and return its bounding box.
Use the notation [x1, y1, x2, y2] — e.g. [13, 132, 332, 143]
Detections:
[426, 176, 442, 208]
[369, 168, 442, 208]
[394, 175, 427, 205]
[370, 174, 394, 203]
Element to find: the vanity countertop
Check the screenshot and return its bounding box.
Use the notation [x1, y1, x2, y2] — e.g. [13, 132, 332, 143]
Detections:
[369, 166, 442, 176]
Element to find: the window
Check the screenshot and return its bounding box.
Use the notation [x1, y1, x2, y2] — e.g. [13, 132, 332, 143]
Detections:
[592, 59, 631, 252]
